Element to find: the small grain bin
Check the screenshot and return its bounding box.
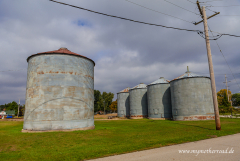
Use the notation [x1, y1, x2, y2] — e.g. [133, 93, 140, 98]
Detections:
[117, 87, 130, 118]
[147, 77, 172, 120]
[129, 83, 148, 119]
[23, 48, 95, 132]
[170, 67, 215, 121]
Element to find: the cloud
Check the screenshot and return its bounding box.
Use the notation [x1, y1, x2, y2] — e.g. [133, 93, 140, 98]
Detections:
[0, 0, 240, 104]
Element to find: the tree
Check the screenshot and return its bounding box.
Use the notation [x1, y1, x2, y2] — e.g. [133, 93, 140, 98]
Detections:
[19, 104, 25, 116]
[232, 93, 240, 106]
[94, 90, 114, 113]
[5, 101, 18, 115]
[101, 92, 114, 112]
[0, 105, 5, 111]
[217, 89, 231, 114]
[109, 100, 117, 113]
[94, 90, 102, 112]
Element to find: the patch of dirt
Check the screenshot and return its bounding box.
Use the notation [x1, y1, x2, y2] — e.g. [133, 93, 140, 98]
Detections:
[207, 135, 218, 138]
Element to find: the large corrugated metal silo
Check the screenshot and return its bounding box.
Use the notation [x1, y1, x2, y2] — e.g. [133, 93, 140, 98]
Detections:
[170, 67, 215, 121]
[147, 77, 172, 119]
[129, 83, 148, 119]
[23, 47, 95, 132]
[117, 87, 130, 118]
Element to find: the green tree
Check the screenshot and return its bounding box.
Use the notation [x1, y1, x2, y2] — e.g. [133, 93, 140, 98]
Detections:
[94, 90, 102, 112]
[94, 90, 114, 113]
[232, 93, 240, 106]
[19, 104, 25, 116]
[5, 101, 18, 115]
[101, 92, 114, 112]
[0, 105, 5, 111]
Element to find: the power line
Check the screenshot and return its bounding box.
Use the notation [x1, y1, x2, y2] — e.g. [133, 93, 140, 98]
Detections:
[207, 5, 240, 7]
[125, 0, 194, 23]
[186, 0, 196, 4]
[208, 24, 240, 90]
[0, 69, 26, 73]
[163, 0, 201, 15]
[210, 31, 240, 37]
[205, 7, 240, 16]
[200, 0, 223, 3]
[49, 0, 240, 38]
[49, 0, 199, 31]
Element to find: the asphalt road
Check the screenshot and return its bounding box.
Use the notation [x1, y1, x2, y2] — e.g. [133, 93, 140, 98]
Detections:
[89, 133, 240, 161]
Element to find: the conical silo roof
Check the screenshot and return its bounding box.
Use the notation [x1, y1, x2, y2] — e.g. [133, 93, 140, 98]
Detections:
[148, 77, 170, 85]
[171, 66, 209, 82]
[27, 47, 95, 65]
[131, 83, 147, 90]
[118, 87, 130, 93]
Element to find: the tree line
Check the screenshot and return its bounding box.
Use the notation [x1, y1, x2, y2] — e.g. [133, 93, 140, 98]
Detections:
[94, 90, 117, 113]
[217, 89, 240, 114]
[0, 101, 25, 116]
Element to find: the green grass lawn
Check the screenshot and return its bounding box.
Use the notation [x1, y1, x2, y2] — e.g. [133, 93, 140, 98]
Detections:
[1, 118, 240, 161]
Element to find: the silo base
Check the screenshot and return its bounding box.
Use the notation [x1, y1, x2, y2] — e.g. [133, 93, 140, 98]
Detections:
[21, 125, 95, 133]
[148, 118, 172, 120]
[173, 115, 215, 121]
[130, 115, 148, 119]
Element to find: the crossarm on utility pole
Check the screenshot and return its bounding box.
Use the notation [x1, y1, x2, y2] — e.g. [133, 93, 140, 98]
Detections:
[194, 12, 220, 25]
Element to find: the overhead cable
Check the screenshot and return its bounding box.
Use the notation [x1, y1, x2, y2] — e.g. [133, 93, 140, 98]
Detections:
[49, 0, 200, 32]
[49, 0, 240, 38]
[125, 0, 194, 23]
[207, 5, 240, 7]
[0, 69, 26, 73]
[163, 0, 201, 15]
[186, 0, 196, 4]
[208, 25, 240, 89]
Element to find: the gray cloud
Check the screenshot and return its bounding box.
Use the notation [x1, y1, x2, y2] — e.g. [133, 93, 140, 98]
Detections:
[0, 0, 240, 104]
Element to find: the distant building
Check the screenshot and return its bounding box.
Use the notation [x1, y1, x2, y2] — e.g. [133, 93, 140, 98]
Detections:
[5, 110, 15, 116]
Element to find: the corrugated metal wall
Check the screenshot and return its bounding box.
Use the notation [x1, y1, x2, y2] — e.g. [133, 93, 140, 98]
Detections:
[23, 54, 95, 131]
[170, 77, 215, 121]
[129, 84, 148, 119]
[117, 92, 130, 118]
[147, 83, 172, 119]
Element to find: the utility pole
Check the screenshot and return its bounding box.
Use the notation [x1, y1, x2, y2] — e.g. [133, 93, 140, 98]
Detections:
[195, 1, 221, 130]
[103, 100, 105, 115]
[17, 99, 20, 118]
[224, 74, 232, 116]
[224, 74, 229, 101]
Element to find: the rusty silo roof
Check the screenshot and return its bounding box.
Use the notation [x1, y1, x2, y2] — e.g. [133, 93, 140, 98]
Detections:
[148, 77, 170, 86]
[117, 87, 130, 94]
[27, 47, 95, 65]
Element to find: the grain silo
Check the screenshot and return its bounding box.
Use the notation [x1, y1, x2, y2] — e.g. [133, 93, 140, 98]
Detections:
[129, 83, 148, 119]
[117, 87, 130, 118]
[170, 67, 215, 121]
[147, 77, 172, 120]
[22, 47, 95, 132]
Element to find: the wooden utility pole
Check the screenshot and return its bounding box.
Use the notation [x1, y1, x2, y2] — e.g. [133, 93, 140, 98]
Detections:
[195, 2, 221, 130]
[224, 74, 232, 115]
[224, 74, 229, 101]
[17, 99, 20, 118]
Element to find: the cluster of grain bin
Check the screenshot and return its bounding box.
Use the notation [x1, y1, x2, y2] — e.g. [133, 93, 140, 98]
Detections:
[23, 48, 95, 132]
[117, 67, 215, 121]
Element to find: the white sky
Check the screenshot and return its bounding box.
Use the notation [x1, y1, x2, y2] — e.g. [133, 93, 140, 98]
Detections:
[0, 0, 240, 104]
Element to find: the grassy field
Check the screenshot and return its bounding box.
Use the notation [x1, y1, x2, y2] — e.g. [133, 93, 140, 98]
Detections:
[0, 118, 240, 161]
